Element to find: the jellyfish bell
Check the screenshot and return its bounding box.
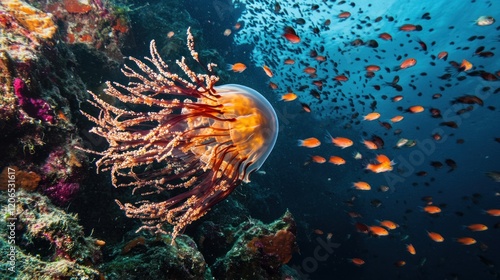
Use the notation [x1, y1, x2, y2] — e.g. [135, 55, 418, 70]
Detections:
[188, 84, 278, 182]
[82, 28, 278, 242]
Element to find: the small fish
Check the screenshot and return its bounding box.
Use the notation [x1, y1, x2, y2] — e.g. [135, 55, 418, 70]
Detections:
[227, 63, 247, 72]
[378, 220, 398, 230]
[301, 103, 311, 113]
[379, 32, 393, 41]
[406, 244, 416, 255]
[394, 58, 417, 71]
[390, 115, 404, 123]
[437, 51, 448, 60]
[338, 11, 351, 19]
[327, 132, 353, 149]
[395, 138, 409, 148]
[485, 209, 500, 216]
[363, 112, 381, 121]
[399, 24, 423, 31]
[352, 181, 371, 191]
[475, 16, 495, 26]
[353, 151, 362, 160]
[423, 205, 441, 214]
[445, 159, 457, 171]
[416, 38, 427, 51]
[407, 105, 424, 113]
[369, 226, 389, 236]
[311, 155, 326, 164]
[329, 156, 346, 165]
[349, 258, 365, 266]
[298, 137, 321, 148]
[362, 139, 378, 150]
[282, 26, 300, 43]
[394, 260, 406, 267]
[455, 237, 476, 245]
[465, 224, 488, 232]
[459, 59, 473, 71]
[262, 65, 273, 77]
[280, 93, 297, 101]
[427, 231, 444, 242]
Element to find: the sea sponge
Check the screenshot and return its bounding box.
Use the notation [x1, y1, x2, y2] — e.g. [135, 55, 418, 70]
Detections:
[1, 0, 57, 40]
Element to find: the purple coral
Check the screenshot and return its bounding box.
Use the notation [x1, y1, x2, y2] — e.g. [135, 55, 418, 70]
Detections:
[14, 78, 55, 124]
[42, 180, 80, 206]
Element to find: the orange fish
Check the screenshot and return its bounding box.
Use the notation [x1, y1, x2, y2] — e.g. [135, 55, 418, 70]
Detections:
[329, 156, 346, 165]
[281, 93, 297, 101]
[282, 26, 300, 43]
[350, 258, 365, 266]
[269, 82, 278, 90]
[485, 209, 500, 216]
[304, 66, 316, 74]
[406, 244, 416, 255]
[334, 75, 349, 82]
[459, 59, 473, 72]
[363, 112, 381, 121]
[423, 205, 441, 214]
[394, 260, 406, 267]
[390, 115, 404, 123]
[227, 62, 247, 72]
[284, 58, 295, 65]
[365, 65, 381, 72]
[362, 140, 378, 150]
[298, 137, 321, 148]
[399, 24, 422, 31]
[262, 65, 273, 77]
[379, 220, 398, 230]
[330, 136, 353, 149]
[427, 231, 444, 242]
[369, 226, 389, 236]
[379, 32, 393, 41]
[395, 58, 417, 70]
[392, 95, 403, 102]
[311, 155, 326, 164]
[366, 154, 394, 173]
[437, 51, 448, 60]
[407, 105, 424, 113]
[455, 237, 476, 245]
[315, 55, 327, 62]
[338, 11, 351, 19]
[465, 224, 488, 232]
[353, 181, 371, 191]
[301, 103, 311, 113]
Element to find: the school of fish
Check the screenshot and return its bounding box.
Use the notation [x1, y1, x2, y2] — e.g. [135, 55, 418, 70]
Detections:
[226, 0, 499, 277]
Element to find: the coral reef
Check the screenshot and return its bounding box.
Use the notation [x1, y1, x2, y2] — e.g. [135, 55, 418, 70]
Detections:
[100, 234, 211, 280]
[0, 189, 101, 279]
[211, 210, 299, 280]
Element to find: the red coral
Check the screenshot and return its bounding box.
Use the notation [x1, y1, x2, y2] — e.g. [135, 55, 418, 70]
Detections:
[247, 229, 296, 264]
[63, 0, 92, 14]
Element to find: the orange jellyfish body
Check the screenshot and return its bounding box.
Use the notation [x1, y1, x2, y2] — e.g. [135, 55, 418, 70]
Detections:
[83, 28, 278, 242]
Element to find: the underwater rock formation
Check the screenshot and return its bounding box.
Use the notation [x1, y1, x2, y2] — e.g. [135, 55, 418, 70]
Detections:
[0, 189, 102, 279]
[212, 210, 299, 280]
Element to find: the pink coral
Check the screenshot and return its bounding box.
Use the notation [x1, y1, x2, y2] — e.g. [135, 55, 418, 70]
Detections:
[14, 78, 55, 123]
[41, 179, 80, 206]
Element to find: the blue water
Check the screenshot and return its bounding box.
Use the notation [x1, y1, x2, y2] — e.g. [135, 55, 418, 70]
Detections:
[185, 0, 500, 279]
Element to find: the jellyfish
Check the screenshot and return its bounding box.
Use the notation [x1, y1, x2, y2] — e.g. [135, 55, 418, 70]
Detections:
[82, 28, 278, 242]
